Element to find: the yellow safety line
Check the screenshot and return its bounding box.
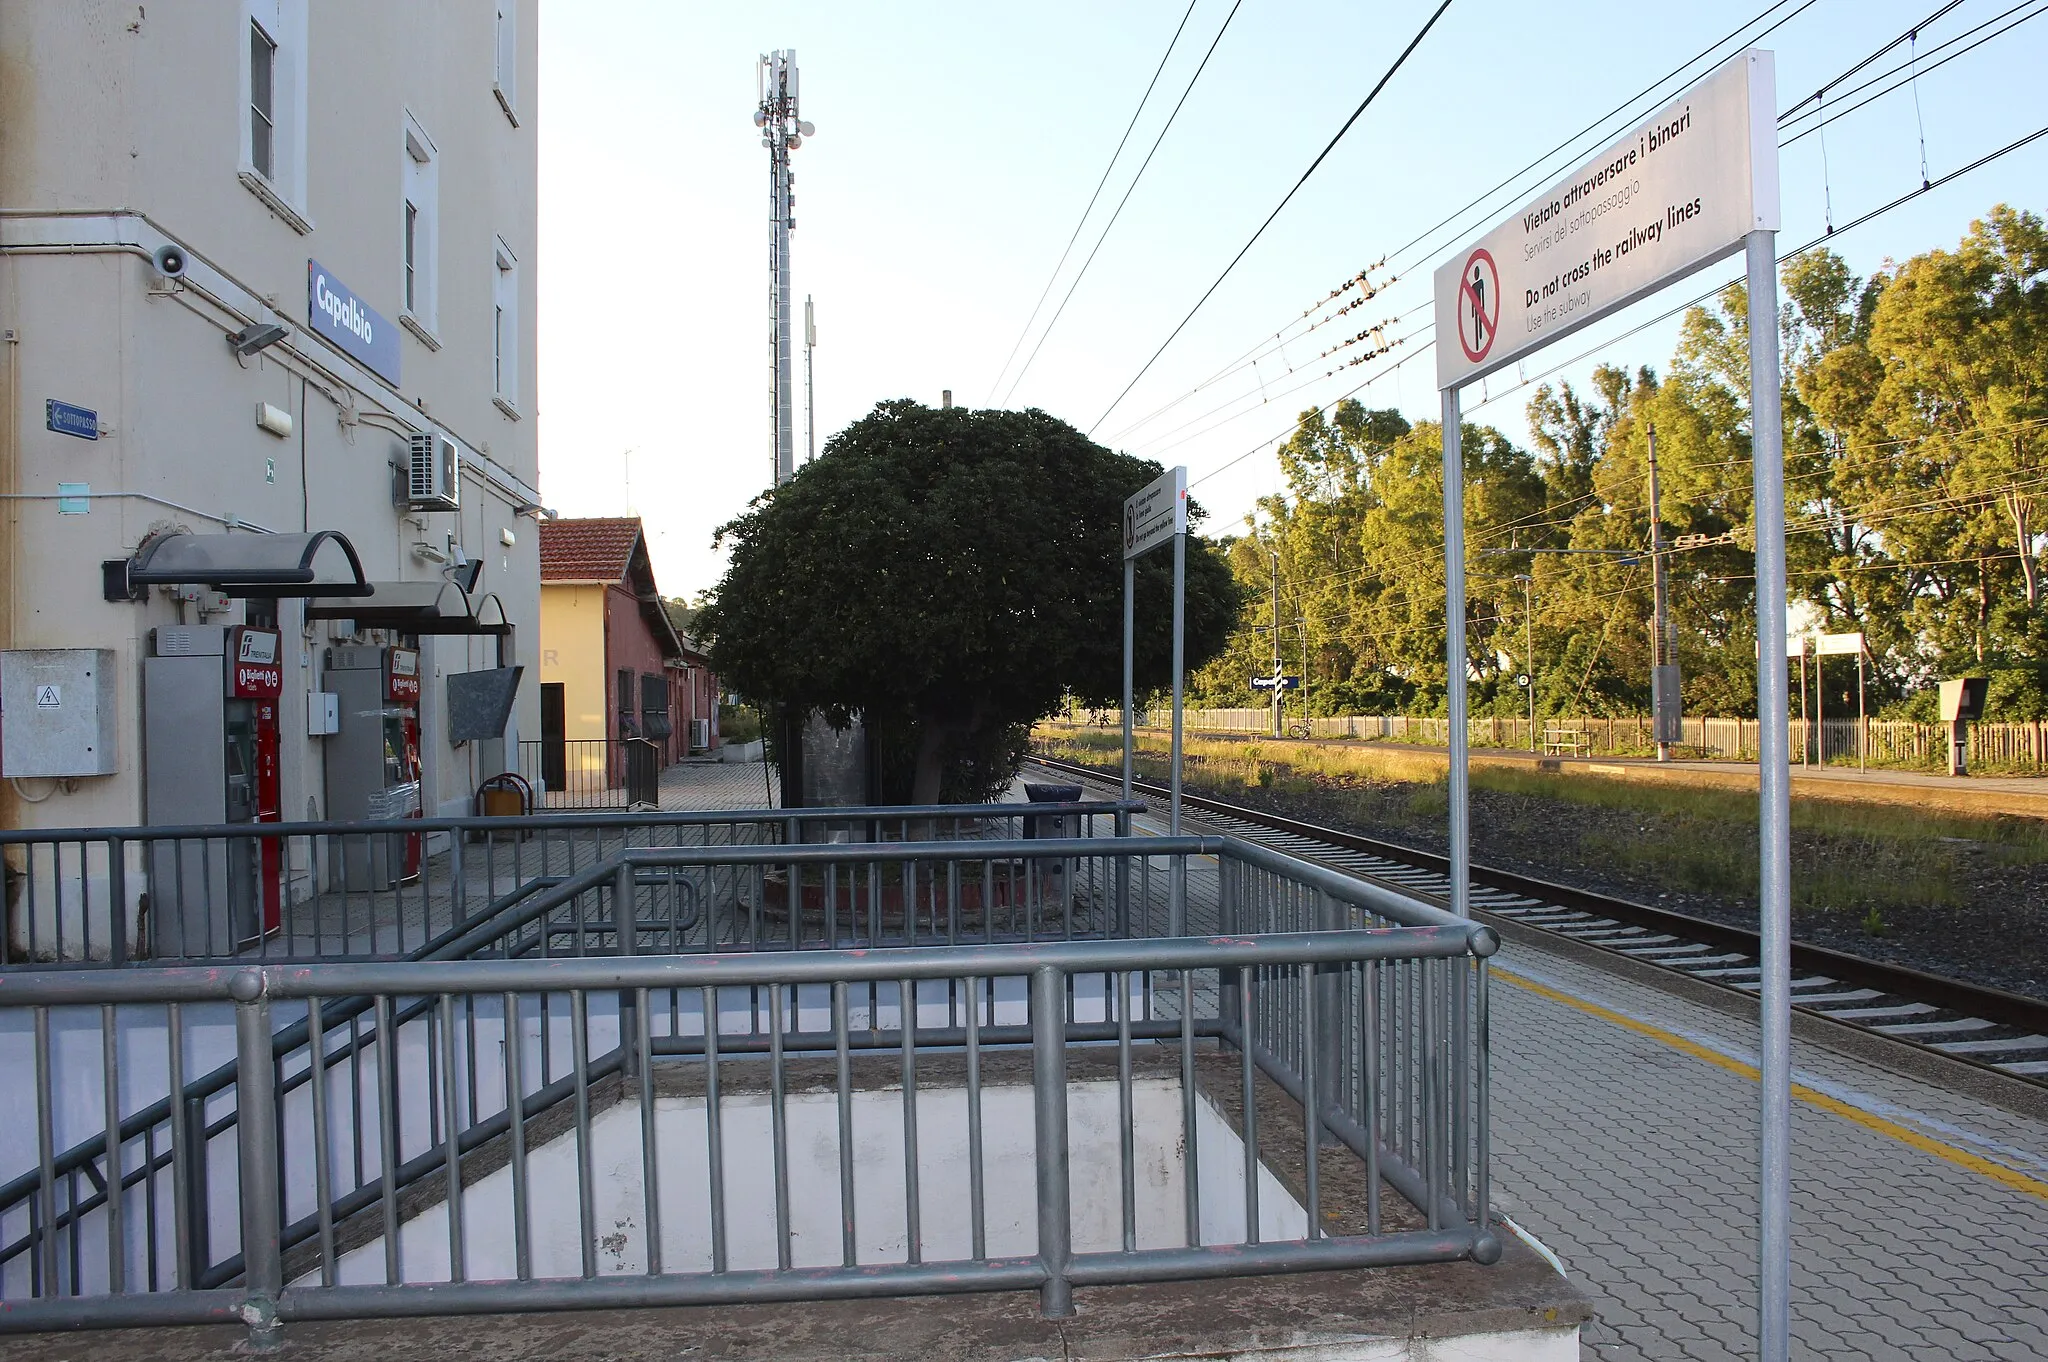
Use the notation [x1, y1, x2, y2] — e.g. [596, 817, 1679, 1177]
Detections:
[1494, 967, 2048, 1204]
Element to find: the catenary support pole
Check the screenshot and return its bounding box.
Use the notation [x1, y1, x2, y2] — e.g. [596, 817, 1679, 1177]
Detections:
[1270, 549, 1283, 737]
[1122, 557, 1134, 804]
[1520, 575, 1536, 752]
[1747, 226, 1792, 1362]
[1441, 388, 1470, 919]
[1647, 422, 1674, 761]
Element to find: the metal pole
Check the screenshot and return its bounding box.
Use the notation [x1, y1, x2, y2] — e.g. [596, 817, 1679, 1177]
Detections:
[804, 295, 817, 467]
[232, 970, 283, 1348]
[1441, 388, 1470, 919]
[1797, 644, 1808, 767]
[1519, 575, 1535, 752]
[759, 52, 805, 488]
[1747, 226, 1792, 1362]
[1270, 549, 1283, 738]
[1647, 422, 1674, 762]
[1122, 557, 1134, 803]
[1297, 616, 1309, 733]
[1031, 966, 1073, 1317]
[1171, 529, 1185, 837]
[1858, 646, 1867, 774]
[1815, 651, 1824, 767]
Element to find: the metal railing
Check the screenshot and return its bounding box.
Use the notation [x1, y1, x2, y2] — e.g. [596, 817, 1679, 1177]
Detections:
[0, 834, 1495, 1340]
[0, 800, 1139, 968]
[516, 738, 663, 808]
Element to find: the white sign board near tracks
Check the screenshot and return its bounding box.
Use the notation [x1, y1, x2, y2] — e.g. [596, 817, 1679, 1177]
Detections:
[1434, 50, 1779, 390]
[1123, 465, 1187, 560]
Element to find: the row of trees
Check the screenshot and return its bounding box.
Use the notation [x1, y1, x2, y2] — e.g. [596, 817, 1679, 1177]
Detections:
[1193, 205, 2048, 722]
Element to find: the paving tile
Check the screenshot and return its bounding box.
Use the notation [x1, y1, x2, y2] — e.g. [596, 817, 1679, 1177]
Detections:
[1483, 933, 2048, 1362]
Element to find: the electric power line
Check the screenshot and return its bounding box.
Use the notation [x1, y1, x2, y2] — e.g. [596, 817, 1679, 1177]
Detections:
[1087, 0, 1455, 434]
[999, 0, 1247, 406]
[982, 0, 1203, 405]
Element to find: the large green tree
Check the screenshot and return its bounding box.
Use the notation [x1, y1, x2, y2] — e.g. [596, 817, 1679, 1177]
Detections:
[698, 400, 1244, 802]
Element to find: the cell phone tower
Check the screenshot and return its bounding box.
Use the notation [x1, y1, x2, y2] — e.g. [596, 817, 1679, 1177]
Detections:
[756, 51, 813, 488]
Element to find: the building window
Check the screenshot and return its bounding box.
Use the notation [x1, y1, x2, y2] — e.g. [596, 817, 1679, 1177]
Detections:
[401, 113, 440, 337]
[249, 21, 276, 179]
[494, 4, 520, 125]
[404, 202, 419, 312]
[640, 674, 672, 741]
[492, 237, 520, 410]
[239, 1, 310, 230]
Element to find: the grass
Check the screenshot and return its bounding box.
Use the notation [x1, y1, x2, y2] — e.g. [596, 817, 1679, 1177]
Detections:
[1036, 727, 2048, 917]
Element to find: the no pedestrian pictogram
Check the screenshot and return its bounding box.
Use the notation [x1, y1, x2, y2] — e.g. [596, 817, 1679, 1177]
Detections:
[1457, 248, 1500, 364]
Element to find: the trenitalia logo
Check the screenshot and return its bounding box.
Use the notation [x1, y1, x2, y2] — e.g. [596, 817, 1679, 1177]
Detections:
[314, 274, 374, 345]
[305, 259, 400, 384]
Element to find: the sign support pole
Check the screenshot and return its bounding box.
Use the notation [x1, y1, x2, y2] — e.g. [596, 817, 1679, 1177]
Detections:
[1747, 225, 1792, 1362]
[1122, 557, 1134, 804]
[1171, 529, 1185, 837]
[1441, 388, 1470, 920]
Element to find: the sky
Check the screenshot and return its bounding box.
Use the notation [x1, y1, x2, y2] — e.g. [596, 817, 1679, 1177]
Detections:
[537, 0, 2048, 602]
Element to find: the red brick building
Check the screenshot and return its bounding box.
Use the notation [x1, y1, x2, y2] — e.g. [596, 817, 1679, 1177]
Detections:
[536, 518, 716, 793]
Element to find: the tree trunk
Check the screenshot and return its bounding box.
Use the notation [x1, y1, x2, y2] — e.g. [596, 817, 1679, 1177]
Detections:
[1978, 557, 1992, 665]
[2005, 488, 2038, 607]
[911, 719, 950, 807]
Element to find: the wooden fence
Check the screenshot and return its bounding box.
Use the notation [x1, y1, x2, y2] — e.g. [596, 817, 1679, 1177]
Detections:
[1068, 707, 2048, 772]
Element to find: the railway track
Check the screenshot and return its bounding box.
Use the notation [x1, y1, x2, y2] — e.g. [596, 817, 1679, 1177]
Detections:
[1030, 754, 2048, 1089]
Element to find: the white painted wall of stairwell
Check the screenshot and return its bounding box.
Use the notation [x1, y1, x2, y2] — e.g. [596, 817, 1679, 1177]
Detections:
[303, 1077, 1307, 1282]
[0, 977, 1129, 1296]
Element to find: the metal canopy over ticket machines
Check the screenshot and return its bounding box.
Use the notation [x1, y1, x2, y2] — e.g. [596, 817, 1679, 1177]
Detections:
[1431, 50, 1793, 1360]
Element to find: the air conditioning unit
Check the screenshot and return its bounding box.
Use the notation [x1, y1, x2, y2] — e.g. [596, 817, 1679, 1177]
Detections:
[406, 431, 461, 511]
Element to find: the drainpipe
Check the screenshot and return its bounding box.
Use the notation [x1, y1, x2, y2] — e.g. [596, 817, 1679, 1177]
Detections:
[0, 318, 18, 835]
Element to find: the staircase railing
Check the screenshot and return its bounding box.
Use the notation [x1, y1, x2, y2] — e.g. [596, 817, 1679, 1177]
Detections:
[0, 830, 1494, 1346]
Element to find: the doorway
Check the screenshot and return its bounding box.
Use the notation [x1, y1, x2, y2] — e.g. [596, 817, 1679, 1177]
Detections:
[540, 683, 566, 792]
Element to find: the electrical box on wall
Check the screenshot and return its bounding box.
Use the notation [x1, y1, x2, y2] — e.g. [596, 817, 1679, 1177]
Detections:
[308, 691, 340, 736]
[1, 648, 119, 777]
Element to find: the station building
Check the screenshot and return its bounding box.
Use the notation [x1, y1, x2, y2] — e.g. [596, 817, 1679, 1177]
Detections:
[0, 3, 540, 944]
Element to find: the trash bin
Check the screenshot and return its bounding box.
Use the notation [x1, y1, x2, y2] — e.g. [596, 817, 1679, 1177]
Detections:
[1022, 782, 1083, 840]
[625, 738, 661, 808]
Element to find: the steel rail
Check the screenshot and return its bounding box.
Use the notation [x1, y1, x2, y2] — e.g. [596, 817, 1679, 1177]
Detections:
[1031, 754, 2048, 1054]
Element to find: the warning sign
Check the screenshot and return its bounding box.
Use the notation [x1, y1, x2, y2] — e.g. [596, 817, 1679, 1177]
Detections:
[1456, 249, 1500, 364]
[1433, 49, 1778, 390]
[34, 685, 60, 709]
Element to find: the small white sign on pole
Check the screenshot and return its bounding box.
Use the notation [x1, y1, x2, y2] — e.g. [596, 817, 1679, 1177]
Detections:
[1433, 51, 1779, 391]
[1815, 631, 1865, 656]
[1123, 466, 1187, 561]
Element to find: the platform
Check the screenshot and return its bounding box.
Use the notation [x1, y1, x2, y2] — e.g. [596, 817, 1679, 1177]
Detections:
[1107, 793, 2048, 1360]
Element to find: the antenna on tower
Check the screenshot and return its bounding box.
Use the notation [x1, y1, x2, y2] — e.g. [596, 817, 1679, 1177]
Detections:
[804, 295, 817, 467]
[756, 51, 815, 488]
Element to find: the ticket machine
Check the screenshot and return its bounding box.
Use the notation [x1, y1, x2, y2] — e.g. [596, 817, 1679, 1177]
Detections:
[324, 644, 424, 890]
[141, 624, 283, 953]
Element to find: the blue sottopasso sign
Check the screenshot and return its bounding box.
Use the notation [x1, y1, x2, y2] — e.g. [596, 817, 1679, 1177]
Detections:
[306, 260, 400, 385]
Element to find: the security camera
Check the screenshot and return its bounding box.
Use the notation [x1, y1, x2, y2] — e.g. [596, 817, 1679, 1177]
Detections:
[152, 243, 187, 278]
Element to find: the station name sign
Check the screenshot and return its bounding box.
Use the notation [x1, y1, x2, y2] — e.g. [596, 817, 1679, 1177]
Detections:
[1434, 50, 1779, 390]
[1123, 466, 1187, 561]
[307, 259, 401, 385]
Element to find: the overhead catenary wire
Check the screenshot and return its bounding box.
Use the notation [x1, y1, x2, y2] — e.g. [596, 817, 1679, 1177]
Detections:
[1109, 0, 1810, 454]
[1162, 0, 2006, 487]
[1087, 0, 1455, 435]
[1196, 105, 2048, 527]
[998, 0, 1247, 407]
[981, 0, 1203, 406]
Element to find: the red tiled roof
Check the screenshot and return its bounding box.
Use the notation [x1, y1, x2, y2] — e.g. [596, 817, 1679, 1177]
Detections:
[538, 517, 644, 583]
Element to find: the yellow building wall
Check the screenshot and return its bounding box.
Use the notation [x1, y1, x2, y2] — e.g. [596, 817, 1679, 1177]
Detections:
[539, 583, 609, 745]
